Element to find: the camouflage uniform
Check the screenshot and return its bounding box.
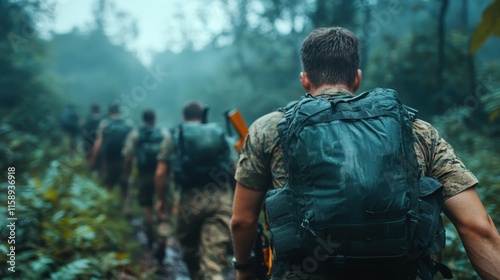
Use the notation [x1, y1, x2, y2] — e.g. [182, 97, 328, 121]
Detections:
[157, 130, 233, 280]
[96, 117, 134, 194]
[122, 126, 171, 208]
[234, 88, 479, 279]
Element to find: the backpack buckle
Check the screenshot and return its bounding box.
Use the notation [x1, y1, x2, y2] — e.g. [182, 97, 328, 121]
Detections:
[335, 255, 346, 269]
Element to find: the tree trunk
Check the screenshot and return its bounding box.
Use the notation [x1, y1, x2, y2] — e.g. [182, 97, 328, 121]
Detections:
[463, 0, 477, 96]
[437, 0, 449, 86]
[360, 1, 372, 71]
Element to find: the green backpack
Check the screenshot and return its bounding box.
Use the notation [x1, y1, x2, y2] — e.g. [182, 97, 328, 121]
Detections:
[170, 122, 231, 187]
[265, 88, 451, 279]
[101, 119, 132, 160]
[136, 126, 163, 173]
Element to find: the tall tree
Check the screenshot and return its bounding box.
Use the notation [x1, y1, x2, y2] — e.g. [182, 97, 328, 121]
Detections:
[437, 0, 449, 86]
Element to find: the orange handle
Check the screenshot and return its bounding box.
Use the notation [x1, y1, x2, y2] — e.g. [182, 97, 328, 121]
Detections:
[226, 109, 248, 152]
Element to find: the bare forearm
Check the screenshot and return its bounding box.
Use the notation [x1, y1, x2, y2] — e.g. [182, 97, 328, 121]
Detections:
[231, 218, 258, 263]
[155, 172, 165, 199]
[90, 138, 102, 163]
[155, 162, 169, 199]
[459, 216, 500, 279]
[231, 182, 266, 264]
[444, 188, 500, 279]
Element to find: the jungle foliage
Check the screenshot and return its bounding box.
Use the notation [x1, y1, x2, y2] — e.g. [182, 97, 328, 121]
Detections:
[0, 159, 138, 279]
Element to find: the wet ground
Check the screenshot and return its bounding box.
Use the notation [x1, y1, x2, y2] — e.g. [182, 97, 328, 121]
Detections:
[129, 217, 236, 280]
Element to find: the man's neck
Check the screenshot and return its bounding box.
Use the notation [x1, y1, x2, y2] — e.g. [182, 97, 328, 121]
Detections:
[309, 84, 353, 96]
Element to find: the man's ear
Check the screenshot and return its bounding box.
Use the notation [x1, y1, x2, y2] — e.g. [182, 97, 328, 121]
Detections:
[352, 69, 362, 92]
[300, 72, 311, 92]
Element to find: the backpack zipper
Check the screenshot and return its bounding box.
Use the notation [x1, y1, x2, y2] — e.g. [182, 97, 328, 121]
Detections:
[301, 218, 318, 238]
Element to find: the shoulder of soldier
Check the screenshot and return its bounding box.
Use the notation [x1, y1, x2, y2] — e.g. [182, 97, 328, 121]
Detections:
[98, 117, 109, 128]
[125, 128, 139, 145]
[412, 118, 440, 140]
[124, 118, 135, 128]
[249, 111, 284, 134]
[248, 111, 283, 141]
[159, 127, 172, 138]
[129, 128, 139, 137]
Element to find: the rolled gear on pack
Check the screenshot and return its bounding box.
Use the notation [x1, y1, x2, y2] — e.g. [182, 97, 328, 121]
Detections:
[136, 126, 163, 173]
[170, 122, 232, 187]
[265, 88, 451, 279]
[101, 119, 132, 160]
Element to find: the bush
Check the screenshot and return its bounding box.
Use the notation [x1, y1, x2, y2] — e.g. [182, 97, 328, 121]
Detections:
[0, 160, 139, 280]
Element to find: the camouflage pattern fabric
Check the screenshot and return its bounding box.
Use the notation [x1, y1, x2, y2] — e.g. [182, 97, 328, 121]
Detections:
[176, 185, 232, 280]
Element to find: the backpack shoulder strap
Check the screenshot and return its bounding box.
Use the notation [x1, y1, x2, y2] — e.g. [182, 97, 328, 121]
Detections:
[276, 94, 313, 173]
[404, 105, 418, 122]
[176, 124, 185, 156]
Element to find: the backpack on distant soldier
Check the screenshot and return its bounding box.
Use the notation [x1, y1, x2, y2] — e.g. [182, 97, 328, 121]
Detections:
[136, 126, 163, 173]
[82, 115, 102, 137]
[170, 122, 231, 187]
[60, 106, 79, 133]
[265, 88, 452, 279]
[101, 119, 132, 160]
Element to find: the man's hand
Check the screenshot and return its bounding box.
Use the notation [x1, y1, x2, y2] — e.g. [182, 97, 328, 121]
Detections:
[156, 199, 168, 220]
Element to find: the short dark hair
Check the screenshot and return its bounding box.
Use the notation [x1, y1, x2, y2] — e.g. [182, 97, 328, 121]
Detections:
[300, 27, 359, 88]
[183, 101, 204, 120]
[91, 104, 100, 113]
[108, 102, 120, 114]
[142, 109, 156, 125]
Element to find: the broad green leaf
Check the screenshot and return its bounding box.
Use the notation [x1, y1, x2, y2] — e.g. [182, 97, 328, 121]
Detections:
[471, 0, 500, 54]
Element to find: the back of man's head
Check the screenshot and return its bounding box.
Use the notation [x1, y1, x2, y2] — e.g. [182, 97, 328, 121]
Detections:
[142, 109, 156, 125]
[108, 102, 120, 114]
[300, 27, 359, 88]
[91, 104, 100, 114]
[183, 101, 204, 121]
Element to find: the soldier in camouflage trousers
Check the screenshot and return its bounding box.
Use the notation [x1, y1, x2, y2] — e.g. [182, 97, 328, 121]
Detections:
[155, 101, 234, 280]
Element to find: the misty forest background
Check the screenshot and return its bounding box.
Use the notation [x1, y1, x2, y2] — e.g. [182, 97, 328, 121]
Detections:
[1, 0, 500, 279]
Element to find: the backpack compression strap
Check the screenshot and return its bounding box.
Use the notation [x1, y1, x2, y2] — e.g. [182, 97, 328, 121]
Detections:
[276, 97, 304, 174]
[404, 105, 418, 122]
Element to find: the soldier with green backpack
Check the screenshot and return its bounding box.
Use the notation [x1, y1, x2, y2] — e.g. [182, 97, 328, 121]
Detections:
[90, 103, 134, 210]
[155, 100, 236, 280]
[122, 109, 170, 250]
[231, 27, 500, 279]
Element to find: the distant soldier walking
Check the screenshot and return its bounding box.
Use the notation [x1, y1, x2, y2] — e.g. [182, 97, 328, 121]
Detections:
[59, 104, 80, 155]
[155, 101, 235, 280]
[122, 109, 170, 249]
[90, 103, 133, 210]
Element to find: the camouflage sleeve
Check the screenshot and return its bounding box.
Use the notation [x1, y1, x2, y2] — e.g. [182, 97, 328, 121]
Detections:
[125, 119, 135, 129]
[96, 119, 108, 139]
[235, 112, 282, 192]
[415, 120, 479, 200]
[157, 128, 174, 163]
[121, 129, 138, 157]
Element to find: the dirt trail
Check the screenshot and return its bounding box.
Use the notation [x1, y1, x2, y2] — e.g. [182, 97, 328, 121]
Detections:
[129, 217, 236, 280]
